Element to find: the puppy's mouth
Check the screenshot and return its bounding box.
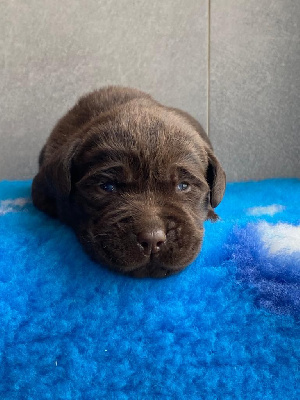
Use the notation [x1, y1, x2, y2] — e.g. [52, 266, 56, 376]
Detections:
[95, 237, 201, 278]
[127, 259, 185, 278]
[79, 222, 203, 278]
[114, 251, 184, 278]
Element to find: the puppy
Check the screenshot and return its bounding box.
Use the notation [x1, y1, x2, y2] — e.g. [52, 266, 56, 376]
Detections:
[32, 86, 226, 278]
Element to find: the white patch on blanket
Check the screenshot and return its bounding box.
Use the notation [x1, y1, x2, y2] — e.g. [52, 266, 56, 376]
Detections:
[0, 198, 31, 215]
[258, 222, 300, 255]
[247, 204, 285, 216]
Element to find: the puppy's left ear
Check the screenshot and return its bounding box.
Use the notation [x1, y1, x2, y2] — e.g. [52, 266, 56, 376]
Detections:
[43, 138, 82, 198]
[206, 149, 226, 208]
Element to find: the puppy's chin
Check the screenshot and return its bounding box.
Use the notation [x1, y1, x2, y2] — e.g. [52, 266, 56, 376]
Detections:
[126, 262, 186, 279]
[102, 256, 194, 279]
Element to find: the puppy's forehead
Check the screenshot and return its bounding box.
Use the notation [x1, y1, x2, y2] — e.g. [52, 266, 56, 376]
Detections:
[79, 105, 208, 176]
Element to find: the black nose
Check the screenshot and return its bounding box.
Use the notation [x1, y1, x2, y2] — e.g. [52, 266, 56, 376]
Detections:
[137, 229, 167, 255]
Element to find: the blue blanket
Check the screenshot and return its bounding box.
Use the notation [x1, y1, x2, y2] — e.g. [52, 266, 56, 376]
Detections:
[0, 179, 299, 399]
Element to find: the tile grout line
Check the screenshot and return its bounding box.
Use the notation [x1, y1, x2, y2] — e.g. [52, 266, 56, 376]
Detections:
[207, 0, 211, 136]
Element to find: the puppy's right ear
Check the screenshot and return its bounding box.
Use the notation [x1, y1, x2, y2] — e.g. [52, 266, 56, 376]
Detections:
[42, 139, 82, 198]
[206, 149, 226, 208]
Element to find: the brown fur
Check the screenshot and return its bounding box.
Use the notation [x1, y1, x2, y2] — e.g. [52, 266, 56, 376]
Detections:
[32, 86, 226, 278]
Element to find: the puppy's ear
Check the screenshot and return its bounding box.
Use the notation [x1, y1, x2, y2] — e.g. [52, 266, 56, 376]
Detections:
[43, 139, 82, 198]
[206, 149, 226, 208]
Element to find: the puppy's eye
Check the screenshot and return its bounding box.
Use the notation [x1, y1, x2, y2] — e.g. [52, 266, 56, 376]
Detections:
[99, 182, 117, 192]
[177, 182, 190, 192]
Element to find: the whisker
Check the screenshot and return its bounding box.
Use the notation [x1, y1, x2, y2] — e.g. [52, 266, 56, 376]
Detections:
[93, 233, 109, 239]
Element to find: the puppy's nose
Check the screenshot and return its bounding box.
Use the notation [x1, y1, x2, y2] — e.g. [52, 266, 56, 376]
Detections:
[137, 229, 166, 255]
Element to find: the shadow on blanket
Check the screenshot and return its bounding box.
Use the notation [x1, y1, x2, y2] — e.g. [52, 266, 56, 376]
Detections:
[0, 179, 299, 399]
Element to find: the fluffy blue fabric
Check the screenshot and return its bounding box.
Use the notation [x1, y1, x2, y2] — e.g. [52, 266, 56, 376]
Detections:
[0, 179, 299, 399]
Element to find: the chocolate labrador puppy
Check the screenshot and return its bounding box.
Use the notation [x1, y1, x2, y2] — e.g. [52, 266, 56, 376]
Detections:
[32, 86, 226, 278]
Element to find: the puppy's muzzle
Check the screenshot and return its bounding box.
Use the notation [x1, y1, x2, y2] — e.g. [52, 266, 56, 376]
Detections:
[137, 229, 167, 255]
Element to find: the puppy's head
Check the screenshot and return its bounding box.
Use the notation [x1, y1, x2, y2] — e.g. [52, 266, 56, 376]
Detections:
[45, 103, 225, 277]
